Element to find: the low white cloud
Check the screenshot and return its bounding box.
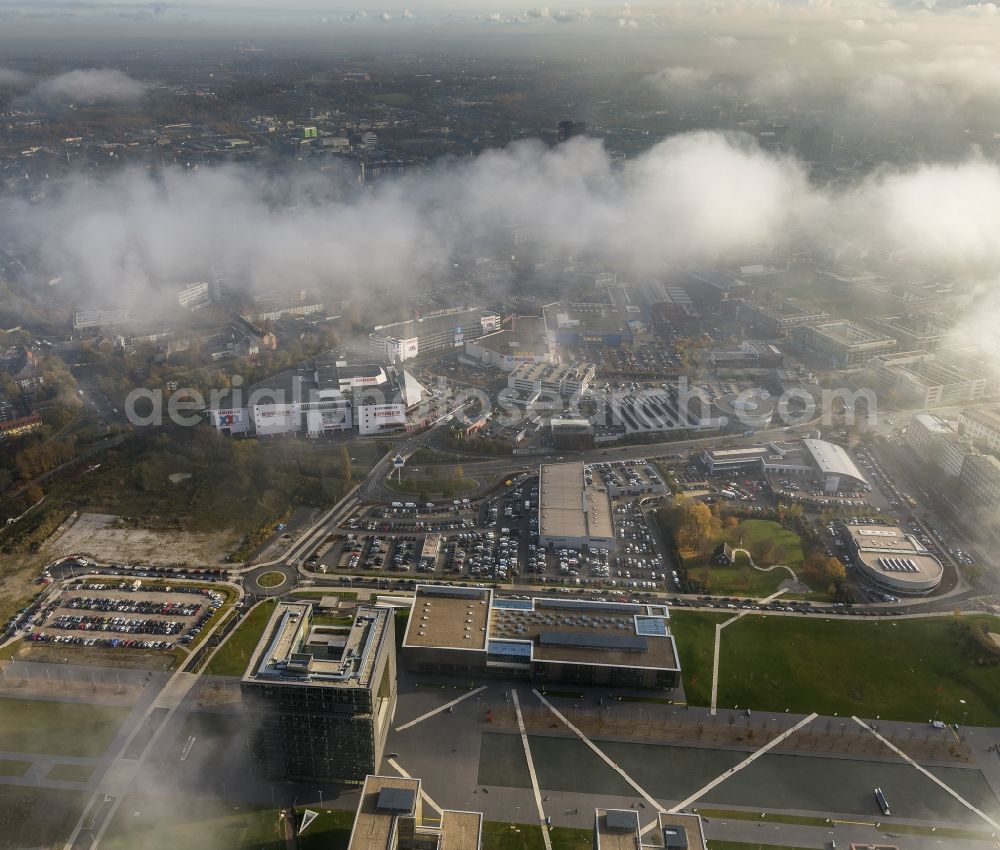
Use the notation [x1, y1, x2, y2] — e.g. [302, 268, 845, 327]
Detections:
[31, 68, 146, 103]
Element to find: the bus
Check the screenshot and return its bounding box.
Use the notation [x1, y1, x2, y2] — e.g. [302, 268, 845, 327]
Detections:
[874, 787, 890, 816]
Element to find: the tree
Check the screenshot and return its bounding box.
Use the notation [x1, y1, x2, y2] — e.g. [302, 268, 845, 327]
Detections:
[340, 446, 353, 484]
[453, 465, 464, 481]
[750, 538, 777, 567]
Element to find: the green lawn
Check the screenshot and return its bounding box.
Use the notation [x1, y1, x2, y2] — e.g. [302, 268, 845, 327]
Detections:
[482, 822, 546, 850]
[45, 763, 94, 783]
[710, 614, 1000, 723]
[101, 796, 283, 850]
[0, 784, 89, 850]
[204, 599, 279, 676]
[550, 826, 592, 850]
[255, 571, 286, 588]
[0, 698, 130, 757]
[384, 476, 478, 496]
[670, 610, 730, 706]
[681, 520, 813, 597]
[298, 808, 355, 850]
[372, 92, 414, 107]
[0, 761, 30, 778]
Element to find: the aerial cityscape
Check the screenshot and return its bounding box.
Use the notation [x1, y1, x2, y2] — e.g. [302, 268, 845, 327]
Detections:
[2, 1, 1000, 849]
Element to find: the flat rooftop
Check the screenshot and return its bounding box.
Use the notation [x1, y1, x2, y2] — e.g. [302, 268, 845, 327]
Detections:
[539, 462, 614, 541]
[404, 586, 491, 651]
[844, 524, 943, 588]
[804, 321, 895, 348]
[242, 602, 390, 688]
[962, 407, 1000, 432]
[594, 809, 640, 850]
[373, 307, 492, 341]
[409, 588, 680, 672]
[348, 775, 420, 850]
[657, 813, 707, 850]
[439, 810, 483, 850]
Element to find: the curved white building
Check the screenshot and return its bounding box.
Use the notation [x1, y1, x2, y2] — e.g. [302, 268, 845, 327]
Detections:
[845, 524, 943, 595]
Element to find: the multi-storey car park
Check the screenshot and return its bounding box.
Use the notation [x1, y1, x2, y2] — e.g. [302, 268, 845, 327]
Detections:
[870, 351, 990, 406]
[792, 320, 898, 368]
[402, 585, 681, 690]
[241, 602, 397, 782]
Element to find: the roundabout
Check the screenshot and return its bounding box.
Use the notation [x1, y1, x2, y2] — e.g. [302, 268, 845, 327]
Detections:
[255, 570, 288, 589]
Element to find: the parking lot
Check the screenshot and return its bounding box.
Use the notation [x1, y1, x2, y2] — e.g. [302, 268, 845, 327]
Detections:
[19, 584, 224, 650]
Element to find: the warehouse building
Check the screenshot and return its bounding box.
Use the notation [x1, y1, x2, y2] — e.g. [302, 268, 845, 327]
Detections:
[542, 299, 636, 349]
[538, 461, 615, 549]
[241, 602, 397, 782]
[792, 321, 897, 367]
[870, 351, 989, 406]
[402, 585, 681, 689]
[370, 308, 501, 362]
[347, 775, 482, 850]
[463, 317, 551, 371]
[844, 523, 943, 595]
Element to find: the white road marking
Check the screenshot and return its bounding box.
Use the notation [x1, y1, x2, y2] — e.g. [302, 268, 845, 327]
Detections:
[387, 757, 444, 816]
[669, 712, 818, 813]
[512, 690, 553, 850]
[395, 686, 488, 732]
[851, 716, 1000, 831]
[533, 689, 665, 814]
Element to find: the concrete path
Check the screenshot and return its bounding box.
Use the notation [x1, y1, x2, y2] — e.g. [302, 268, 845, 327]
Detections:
[669, 712, 819, 813]
[511, 690, 553, 850]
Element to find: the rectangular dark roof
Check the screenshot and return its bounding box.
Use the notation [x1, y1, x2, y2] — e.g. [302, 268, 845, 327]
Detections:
[536, 599, 642, 613]
[538, 631, 646, 651]
[663, 826, 688, 849]
[421, 586, 488, 599]
[605, 810, 639, 831]
[377, 787, 416, 814]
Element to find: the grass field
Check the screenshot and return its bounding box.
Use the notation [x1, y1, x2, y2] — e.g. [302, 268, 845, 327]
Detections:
[384, 476, 478, 496]
[101, 796, 283, 850]
[682, 520, 810, 596]
[0, 784, 89, 849]
[45, 762, 94, 783]
[0, 760, 29, 778]
[372, 92, 414, 106]
[205, 599, 279, 676]
[298, 809, 355, 850]
[0, 698, 130, 757]
[670, 610, 730, 707]
[255, 571, 286, 588]
[482, 822, 546, 850]
[698, 613, 1000, 723]
[549, 826, 592, 850]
